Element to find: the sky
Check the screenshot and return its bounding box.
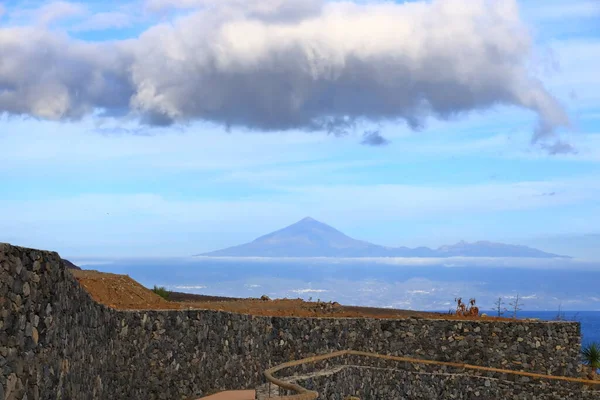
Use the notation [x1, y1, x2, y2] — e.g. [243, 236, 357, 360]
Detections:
[0, 0, 599, 259]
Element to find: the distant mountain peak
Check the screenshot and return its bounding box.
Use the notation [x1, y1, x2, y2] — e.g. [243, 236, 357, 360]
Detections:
[288, 217, 328, 228]
[290, 216, 334, 229]
[197, 219, 570, 259]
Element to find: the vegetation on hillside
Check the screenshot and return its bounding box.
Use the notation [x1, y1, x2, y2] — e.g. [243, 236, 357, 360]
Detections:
[152, 285, 171, 300]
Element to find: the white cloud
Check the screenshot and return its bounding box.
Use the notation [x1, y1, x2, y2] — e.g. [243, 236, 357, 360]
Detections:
[11, 1, 89, 26]
[0, 0, 570, 148]
[2, 175, 600, 226]
[0, 117, 334, 171]
[144, 0, 323, 21]
[528, 39, 600, 114]
[521, 294, 538, 299]
[70, 11, 134, 32]
[4, 2, 141, 33]
[290, 288, 328, 294]
[172, 285, 207, 289]
[526, 0, 600, 21]
[277, 176, 600, 219]
[72, 260, 113, 267]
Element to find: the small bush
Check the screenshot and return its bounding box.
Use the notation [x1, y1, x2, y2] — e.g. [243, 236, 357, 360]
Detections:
[582, 342, 600, 379]
[152, 285, 171, 300]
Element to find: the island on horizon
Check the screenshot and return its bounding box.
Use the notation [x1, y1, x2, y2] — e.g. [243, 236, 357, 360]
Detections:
[197, 217, 570, 259]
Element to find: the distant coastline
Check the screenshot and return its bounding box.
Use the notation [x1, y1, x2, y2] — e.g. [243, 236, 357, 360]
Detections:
[193, 255, 575, 262]
[191, 254, 583, 263]
[189, 255, 592, 270]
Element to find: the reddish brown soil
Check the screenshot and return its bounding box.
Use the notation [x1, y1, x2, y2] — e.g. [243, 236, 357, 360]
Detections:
[72, 270, 175, 309]
[71, 270, 511, 321]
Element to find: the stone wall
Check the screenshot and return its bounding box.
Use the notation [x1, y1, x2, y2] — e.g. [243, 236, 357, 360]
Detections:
[272, 355, 600, 399]
[0, 244, 584, 399]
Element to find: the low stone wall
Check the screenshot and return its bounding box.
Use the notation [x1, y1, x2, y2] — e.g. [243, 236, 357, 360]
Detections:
[274, 357, 600, 400]
[278, 365, 599, 400]
[261, 353, 600, 399]
[0, 244, 584, 399]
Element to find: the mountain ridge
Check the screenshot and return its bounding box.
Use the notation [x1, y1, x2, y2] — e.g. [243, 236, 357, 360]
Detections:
[198, 217, 570, 258]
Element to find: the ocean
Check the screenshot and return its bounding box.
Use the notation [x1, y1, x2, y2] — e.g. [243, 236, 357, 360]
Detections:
[79, 257, 600, 347]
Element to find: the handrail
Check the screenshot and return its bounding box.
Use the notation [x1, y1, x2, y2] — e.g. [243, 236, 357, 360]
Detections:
[263, 350, 600, 399]
[263, 351, 346, 399]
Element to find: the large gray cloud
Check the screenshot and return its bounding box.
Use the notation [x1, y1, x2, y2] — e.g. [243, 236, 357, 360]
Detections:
[0, 27, 132, 120]
[0, 0, 570, 147]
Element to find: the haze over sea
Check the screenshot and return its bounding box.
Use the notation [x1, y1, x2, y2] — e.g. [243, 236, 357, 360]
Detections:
[78, 257, 600, 346]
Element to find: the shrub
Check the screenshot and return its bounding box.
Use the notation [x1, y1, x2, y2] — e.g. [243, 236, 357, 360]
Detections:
[152, 285, 171, 300]
[582, 342, 600, 379]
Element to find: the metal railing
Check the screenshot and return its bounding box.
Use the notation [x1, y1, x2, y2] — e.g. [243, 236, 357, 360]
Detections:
[263, 349, 600, 399]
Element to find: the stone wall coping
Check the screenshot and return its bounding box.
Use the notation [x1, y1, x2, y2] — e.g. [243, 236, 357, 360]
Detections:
[97, 306, 579, 324]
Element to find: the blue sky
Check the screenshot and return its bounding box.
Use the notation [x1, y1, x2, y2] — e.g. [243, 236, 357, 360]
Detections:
[0, 0, 599, 259]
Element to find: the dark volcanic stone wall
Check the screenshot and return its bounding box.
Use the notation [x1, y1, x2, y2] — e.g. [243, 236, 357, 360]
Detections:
[0, 244, 584, 399]
[279, 366, 600, 400]
[267, 355, 600, 399]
